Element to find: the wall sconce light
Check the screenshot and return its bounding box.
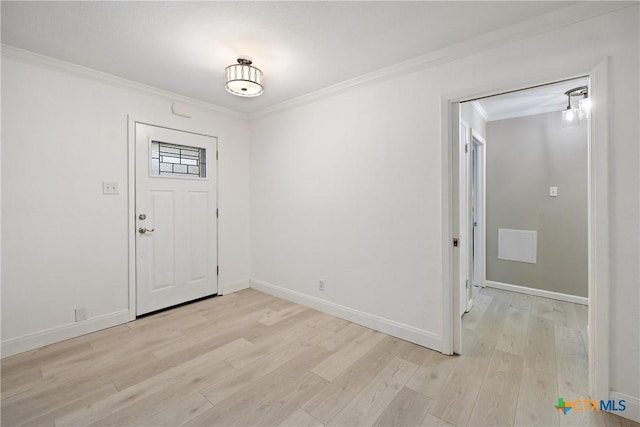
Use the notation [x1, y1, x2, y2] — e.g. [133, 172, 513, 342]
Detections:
[562, 86, 589, 123]
[225, 56, 264, 97]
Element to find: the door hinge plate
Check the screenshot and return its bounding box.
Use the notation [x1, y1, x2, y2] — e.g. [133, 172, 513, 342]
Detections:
[216, 208, 218, 218]
[465, 143, 468, 153]
[217, 265, 219, 276]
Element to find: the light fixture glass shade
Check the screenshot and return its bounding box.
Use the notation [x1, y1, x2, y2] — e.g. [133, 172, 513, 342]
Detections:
[225, 59, 263, 97]
[562, 107, 576, 122]
[579, 97, 591, 119]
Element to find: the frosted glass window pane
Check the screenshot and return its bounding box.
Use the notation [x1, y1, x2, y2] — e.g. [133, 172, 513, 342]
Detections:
[173, 164, 188, 173]
[150, 140, 206, 178]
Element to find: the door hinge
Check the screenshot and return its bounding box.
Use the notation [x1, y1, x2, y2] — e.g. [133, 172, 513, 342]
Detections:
[466, 279, 469, 289]
[216, 151, 219, 160]
[465, 143, 468, 153]
[216, 208, 218, 218]
[453, 237, 459, 247]
[217, 265, 219, 276]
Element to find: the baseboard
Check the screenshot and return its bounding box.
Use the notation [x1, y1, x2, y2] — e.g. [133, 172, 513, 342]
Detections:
[250, 279, 443, 352]
[609, 391, 640, 423]
[485, 280, 588, 305]
[1, 309, 130, 358]
[219, 279, 250, 295]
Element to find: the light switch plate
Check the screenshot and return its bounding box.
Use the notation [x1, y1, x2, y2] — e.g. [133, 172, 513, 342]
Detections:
[103, 182, 119, 195]
[549, 186, 558, 197]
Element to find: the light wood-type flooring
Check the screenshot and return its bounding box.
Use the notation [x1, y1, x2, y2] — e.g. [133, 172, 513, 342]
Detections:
[2, 287, 638, 426]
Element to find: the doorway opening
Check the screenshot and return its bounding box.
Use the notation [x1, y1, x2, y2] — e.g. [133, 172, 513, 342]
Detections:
[453, 76, 598, 398]
[445, 60, 610, 404]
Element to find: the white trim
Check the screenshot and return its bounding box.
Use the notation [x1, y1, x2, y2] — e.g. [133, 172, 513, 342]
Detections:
[470, 129, 487, 292]
[588, 58, 610, 404]
[127, 116, 137, 321]
[485, 280, 588, 305]
[1, 45, 247, 121]
[250, 280, 443, 352]
[441, 98, 457, 355]
[470, 101, 489, 122]
[608, 391, 640, 423]
[250, 2, 631, 120]
[1, 310, 130, 358]
[220, 279, 250, 295]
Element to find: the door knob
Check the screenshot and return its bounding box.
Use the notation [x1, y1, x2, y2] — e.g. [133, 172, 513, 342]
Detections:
[138, 227, 155, 234]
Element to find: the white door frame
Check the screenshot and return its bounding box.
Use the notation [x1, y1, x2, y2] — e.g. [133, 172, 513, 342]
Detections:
[441, 58, 610, 403]
[127, 116, 219, 320]
[470, 129, 486, 293]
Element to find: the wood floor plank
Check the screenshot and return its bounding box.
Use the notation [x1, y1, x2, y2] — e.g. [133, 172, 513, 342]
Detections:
[278, 408, 324, 427]
[132, 392, 213, 426]
[372, 386, 433, 427]
[428, 353, 491, 426]
[327, 356, 418, 427]
[5, 382, 118, 427]
[405, 350, 459, 400]
[185, 346, 331, 427]
[553, 300, 580, 329]
[232, 372, 328, 426]
[311, 328, 386, 381]
[258, 302, 309, 326]
[524, 315, 557, 374]
[302, 338, 396, 424]
[514, 367, 559, 427]
[467, 349, 523, 426]
[317, 322, 369, 352]
[200, 328, 331, 405]
[495, 306, 530, 357]
[510, 292, 533, 311]
[555, 326, 589, 395]
[421, 414, 454, 426]
[54, 338, 250, 426]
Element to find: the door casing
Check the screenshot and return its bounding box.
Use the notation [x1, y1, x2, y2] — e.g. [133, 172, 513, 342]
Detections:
[127, 118, 219, 318]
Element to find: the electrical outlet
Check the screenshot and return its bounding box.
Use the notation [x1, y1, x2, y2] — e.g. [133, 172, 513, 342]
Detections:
[103, 182, 119, 195]
[549, 186, 558, 197]
[319, 280, 325, 292]
[75, 307, 87, 322]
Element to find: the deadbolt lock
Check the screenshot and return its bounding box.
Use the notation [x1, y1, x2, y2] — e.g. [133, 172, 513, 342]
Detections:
[138, 213, 146, 220]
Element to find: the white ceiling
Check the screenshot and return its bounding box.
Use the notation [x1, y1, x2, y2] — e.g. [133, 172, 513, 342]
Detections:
[473, 77, 589, 122]
[1, 1, 579, 113]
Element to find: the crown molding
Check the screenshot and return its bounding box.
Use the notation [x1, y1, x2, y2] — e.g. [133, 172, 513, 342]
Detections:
[1, 44, 248, 121]
[485, 103, 566, 122]
[470, 101, 489, 122]
[250, 1, 633, 121]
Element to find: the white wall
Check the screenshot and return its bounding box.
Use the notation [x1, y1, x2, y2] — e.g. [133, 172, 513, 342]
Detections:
[1, 51, 251, 355]
[250, 4, 639, 417]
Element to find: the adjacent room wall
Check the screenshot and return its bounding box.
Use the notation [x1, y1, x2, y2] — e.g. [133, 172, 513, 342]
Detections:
[485, 111, 588, 297]
[250, 4, 639, 414]
[1, 52, 251, 355]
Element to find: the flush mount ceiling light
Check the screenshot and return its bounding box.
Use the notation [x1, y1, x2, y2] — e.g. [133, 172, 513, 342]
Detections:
[225, 56, 263, 97]
[562, 85, 589, 122]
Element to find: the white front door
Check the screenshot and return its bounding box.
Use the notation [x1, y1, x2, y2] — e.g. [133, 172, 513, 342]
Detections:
[135, 123, 218, 315]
